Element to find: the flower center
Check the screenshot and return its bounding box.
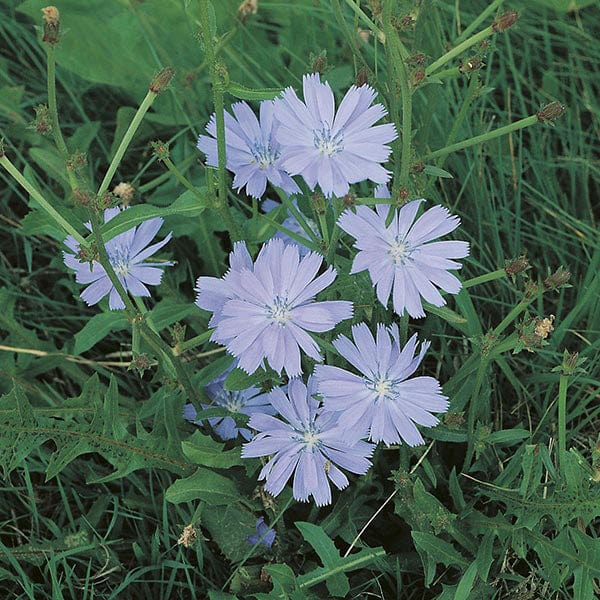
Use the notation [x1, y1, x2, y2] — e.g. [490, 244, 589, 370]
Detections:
[299, 426, 321, 451]
[251, 141, 279, 170]
[313, 124, 344, 156]
[389, 238, 414, 265]
[268, 296, 292, 325]
[108, 246, 131, 277]
[366, 374, 396, 401]
[215, 389, 245, 413]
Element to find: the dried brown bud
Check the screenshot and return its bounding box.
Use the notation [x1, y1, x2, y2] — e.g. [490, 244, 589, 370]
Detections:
[72, 189, 93, 207]
[368, 0, 383, 18]
[410, 161, 425, 174]
[113, 182, 136, 205]
[355, 67, 369, 87]
[544, 266, 571, 291]
[343, 193, 355, 208]
[150, 67, 175, 94]
[524, 279, 541, 299]
[400, 15, 415, 28]
[357, 28, 371, 43]
[311, 52, 328, 75]
[492, 10, 519, 33]
[97, 192, 116, 211]
[411, 69, 426, 87]
[30, 104, 52, 135]
[504, 254, 530, 276]
[42, 6, 60, 44]
[398, 189, 410, 201]
[177, 524, 198, 548]
[537, 101, 566, 124]
[407, 53, 427, 66]
[129, 353, 151, 376]
[444, 411, 465, 428]
[534, 315, 555, 339]
[237, 0, 258, 23]
[459, 58, 484, 74]
[151, 140, 170, 161]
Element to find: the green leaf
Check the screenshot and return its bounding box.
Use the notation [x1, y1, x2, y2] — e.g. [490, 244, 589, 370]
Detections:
[411, 532, 468, 587]
[202, 503, 258, 562]
[29, 147, 69, 187]
[422, 164, 454, 178]
[98, 190, 207, 242]
[68, 121, 101, 153]
[73, 312, 129, 355]
[224, 367, 273, 391]
[208, 591, 238, 600]
[227, 81, 282, 101]
[182, 431, 243, 469]
[165, 467, 239, 505]
[452, 561, 477, 600]
[488, 428, 531, 444]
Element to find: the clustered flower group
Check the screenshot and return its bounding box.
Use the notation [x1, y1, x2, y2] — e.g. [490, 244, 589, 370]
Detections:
[63, 73, 470, 508]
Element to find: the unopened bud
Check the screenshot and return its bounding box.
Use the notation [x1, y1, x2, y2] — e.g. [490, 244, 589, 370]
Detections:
[399, 15, 415, 28]
[171, 322, 187, 346]
[150, 67, 174, 94]
[459, 58, 484, 74]
[504, 254, 529, 276]
[398, 189, 410, 202]
[544, 266, 570, 291]
[41, 6, 60, 44]
[407, 53, 426, 66]
[410, 161, 425, 174]
[492, 10, 519, 33]
[97, 192, 116, 211]
[411, 69, 426, 87]
[355, 67, 369, 87]
[76, 243, 98, 265]
[537, 101, 566, 124]
[72, 189, 93, 207]
[151, 140, 170, 161]
[66, 152, 87, 172]
[237, 0, 258, 23]
[129, 353, 151, 376]
[310, 51, 328, 75]
[113, 182, 136, 205]
[30, 104, 52, 135]
[524, 279, 540, 299]
[311, 193, 327, 216]
[343, 193, 355, 208]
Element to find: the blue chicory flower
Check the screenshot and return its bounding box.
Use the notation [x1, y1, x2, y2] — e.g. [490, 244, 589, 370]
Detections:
[272, 73, 397, 198]
[197, 238, 353, 377]
[337, 199, 469, 318]
[314, 323, 449, 446]
[197, 100, 300, 199]
[242, 378, 375, 506]
[246, 517, 276, 548]
[63, 207, 172, 310]
[182, 364, 275, 441]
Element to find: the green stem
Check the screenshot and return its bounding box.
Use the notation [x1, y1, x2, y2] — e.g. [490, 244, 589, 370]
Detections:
[326, 197, 344, 265]
[162, 157, 205, 201]
[198, 0, 241, 242]
[342, 0, 386, 45]
[463, 356, 490, 469]
[0, 155, 85, 245]
[423, 115, 538, 161]
[463, 268, 506, 289]
[87, 208, 199, 404]
[558, 374, 568, 473]
[46, 45, 78, 191]
[98, 90, 157, 197]
[492, 292, 539, 338]
[453, 0, 504, 44]
[174, 330, 213, 355]
[425, 25, 496, 76]
[281, 195, 320, 245]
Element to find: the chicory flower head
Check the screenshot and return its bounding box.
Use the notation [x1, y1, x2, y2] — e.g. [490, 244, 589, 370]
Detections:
[242, 378, 375, 506]
[63, 207, 172, 310]
[197, 100, 300, 199]
[182, 364, 275, 441]
[272, 73, 397, 198]
[315, 323, 449, 446]
[246, 517, 276, 548]
[198, 238, 353, 377]
[338, 200, 469, 318]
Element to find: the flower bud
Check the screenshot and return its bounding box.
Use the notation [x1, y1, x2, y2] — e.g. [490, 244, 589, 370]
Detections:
[29, 104, 52, 135]
[66, 152, 87, 172]
[310, 51, 328, 75]
[492, 10, 519, 33]
[410, 161, 425, 174]
[355, 67, 369, 87]
[311, 192, 326, 216]
[343, 192, 355, 208]
[459, 58, 484, 74]
[537, 102, 566, 124]
[151, 140, 170, 161]
[237, 0, 258, 23]
[72, 189, 93, 207]
[96, 191, 116, 211]
[150, 67, 174, 94]
[41, 6, 60, 44]
[129, 353, 151, 377]
[504, 254, 529, 276]
[113, 182, 136, 206]
[543, 266, 570, 291]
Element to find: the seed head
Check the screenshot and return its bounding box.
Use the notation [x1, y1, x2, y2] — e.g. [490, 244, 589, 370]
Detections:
[113, 182, 136, 205]
[504, 254, 530, 277]
[72, 189, 93, 207]
[177, 524, 198, 548]
[66, 152, 87, 172]
[129, 353, 151, 377]
[150, 67, 175, 94]
[310, 51, 328, 75]
[41, 6, 60, 44]
[534, 315, 555, 339]
[151, 140, 170, 161]
[537, 101, 566, 124]
[410, 161, 425, 174]
[459, 58, 484, 74]
[543, 266, 571, 291]
[492, 10, 519, 33]
[237, 0, 258, 23]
